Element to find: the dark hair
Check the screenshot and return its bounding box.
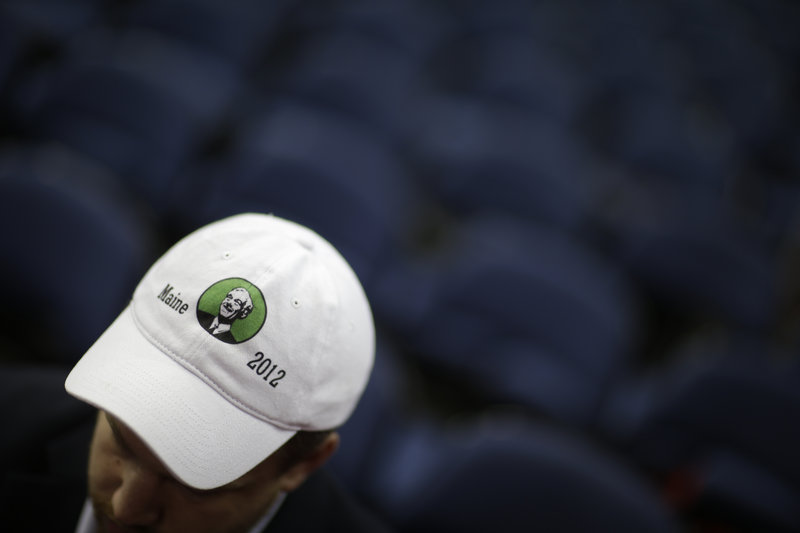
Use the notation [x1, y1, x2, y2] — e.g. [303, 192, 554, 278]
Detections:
[272, 429, 335, 472]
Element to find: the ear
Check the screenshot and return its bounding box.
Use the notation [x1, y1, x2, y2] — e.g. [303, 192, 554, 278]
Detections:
[277, 432, 340, 493]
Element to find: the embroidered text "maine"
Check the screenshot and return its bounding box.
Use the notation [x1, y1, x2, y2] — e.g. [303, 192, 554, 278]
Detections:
[158, 284, 189, 314]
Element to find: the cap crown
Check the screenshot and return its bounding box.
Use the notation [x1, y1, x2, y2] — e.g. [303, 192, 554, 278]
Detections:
[131, 213, 375, 431]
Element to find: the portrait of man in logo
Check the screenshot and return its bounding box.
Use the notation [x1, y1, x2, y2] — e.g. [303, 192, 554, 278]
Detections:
[196, 278, 266, 344]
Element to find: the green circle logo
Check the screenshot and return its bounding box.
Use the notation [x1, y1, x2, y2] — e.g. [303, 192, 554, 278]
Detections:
[196, 278, 266, 344]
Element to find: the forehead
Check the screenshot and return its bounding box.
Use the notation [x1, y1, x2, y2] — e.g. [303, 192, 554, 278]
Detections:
[226, 288, 249, 299]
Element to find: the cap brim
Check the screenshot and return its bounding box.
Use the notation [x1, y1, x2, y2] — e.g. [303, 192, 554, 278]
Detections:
[65, 306, 295, 490]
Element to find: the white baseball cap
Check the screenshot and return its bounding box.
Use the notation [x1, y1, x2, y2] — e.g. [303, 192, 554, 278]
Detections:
[65, 213, 375, 489]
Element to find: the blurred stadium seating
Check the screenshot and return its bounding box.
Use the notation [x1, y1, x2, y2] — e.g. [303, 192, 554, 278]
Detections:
[1, 0, 798, 531]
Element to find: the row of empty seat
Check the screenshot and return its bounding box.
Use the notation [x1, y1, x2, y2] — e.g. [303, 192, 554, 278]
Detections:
[1, 0, 799, 531]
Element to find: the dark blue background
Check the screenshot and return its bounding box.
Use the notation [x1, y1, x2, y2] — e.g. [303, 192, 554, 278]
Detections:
[1, 1, 798, 531]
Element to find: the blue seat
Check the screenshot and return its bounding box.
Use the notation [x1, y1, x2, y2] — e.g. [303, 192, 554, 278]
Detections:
[432, 23, 588, 121]
[374, 215, 639, 425]
[474, 34, 587, 120]
[612, 206, 777, 329]
[39, 68, 192, 179]
[277, 29, 426, 144]
[0, 364, 94, 474]
[611, 93, 734, 189]
[0, 14, 25, 93]
[364, 416, 680, 532]
[694, 450, 800, 532]
[0, 0, 103, 40]
[121, 0, 292, 69]
[0, 143, 155, 364]
[24, 28, 240, 212]
[612, 348, 800, 487]
[410, 96, 593, 231]
[673, 2, 788, 151]
[175, 100, 424, 289]
[291, 0, 445, 58]
[602, 347, 800, 531]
